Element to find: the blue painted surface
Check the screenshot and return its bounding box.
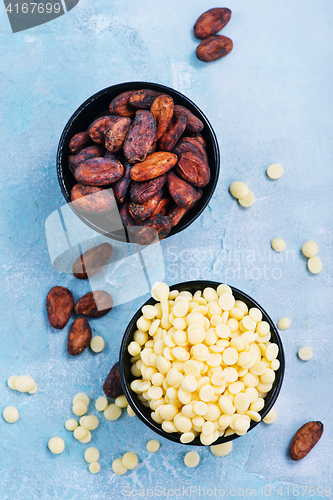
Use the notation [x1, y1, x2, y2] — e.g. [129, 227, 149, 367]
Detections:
[0, 0, 332, 498]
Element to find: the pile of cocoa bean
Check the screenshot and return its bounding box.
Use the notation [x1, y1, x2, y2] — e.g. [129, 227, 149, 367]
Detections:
[46, 242, 113, 356]
[67, 88, 211, 245]
[194, 8, 233, 62]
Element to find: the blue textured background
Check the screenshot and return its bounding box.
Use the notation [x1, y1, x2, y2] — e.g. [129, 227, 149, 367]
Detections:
[1, 0, 332, 499]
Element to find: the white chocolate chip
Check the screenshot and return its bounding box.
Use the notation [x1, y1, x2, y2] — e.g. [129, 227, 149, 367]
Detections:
[302, 241, 319, 258]
[112, 458, 127, 475]
[266, 163, 284, 179]
[184, 451, 200, 468]
[263, 408, 277, 424]
[14, 375, 36, 393]
[7, 376, 18, 390]
[65, 418, 78, 431]
[298, 347, 313, 361]
[84, 447, 100, 464]
[146, 439, 160, 452]
[238, 190, 255, 208]
[73, 393, 89, 405]
[90, 336, 105, 353]
[72, 400, 88, 416]
[48, 437, 65, 454]
[229, 181, 249, 200]
[307, 256, 322, 274]
[122, 452, 138, 470]
[104, 404, 122, 421]
[271, 238, 286, 253]
[95, 397, 108, 412]
[3, 406, 19, 423]
[210, 441, 233, 456]
[89, 462, 100, 473]
[277, 317, 291, 330]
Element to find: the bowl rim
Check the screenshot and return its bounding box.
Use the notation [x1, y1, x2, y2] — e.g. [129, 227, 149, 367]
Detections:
[119, 280, 285, 446]
[56, 81, 220, 243]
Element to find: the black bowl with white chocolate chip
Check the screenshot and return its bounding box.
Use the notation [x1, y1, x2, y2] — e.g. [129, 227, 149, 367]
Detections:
[119, 281, 285, 446]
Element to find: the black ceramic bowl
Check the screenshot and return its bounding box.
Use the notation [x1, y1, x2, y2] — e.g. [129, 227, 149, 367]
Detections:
[57, 82, 220, 242]
[120, 280, 285, 446]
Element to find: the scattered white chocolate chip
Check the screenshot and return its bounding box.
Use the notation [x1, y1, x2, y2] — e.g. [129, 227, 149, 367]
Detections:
[84, 447, 100, 464]
[28, 385, 38, 394]
[73, 426, 88, 441]
[72, 400, 88, 416]
[229, 181, 249, 200]
[127, 405, 135, 417]
[81, 415, 99, 430]
[307, 256, 322, 274]
[89, 462, 100, 473]
[65, 418, 78, 431]
[298, 347, 313, 361]
[210, 441, 233, 456]
[238, 190, 255, 208]
[271, 238, 286, 253]
[277, 317, 291, 330]
[302, 241, 319, 258]
[14, 375, 36, 393]
[184, 451, 200, 468]
[95, 397, 108, 412]
[263, 408, 277, 424]
[7, 376, 18, 390]
[115, 395, 128, 408]
[90, 336, 105, 353]
[112, 458, 127, 475]
[122, 452, 138, 470]
[73, 393, 89, 405]
[104, 404, 122, 421]
[48, 437, 65, 454]
[266, 163, 284, 179]
[146, 440, 160, 452]
[79, 430, 92, 443]
[3, 406, 19, 423]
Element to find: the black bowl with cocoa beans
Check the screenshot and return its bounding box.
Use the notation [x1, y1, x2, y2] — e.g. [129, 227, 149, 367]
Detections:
[57, 82, 220, 243]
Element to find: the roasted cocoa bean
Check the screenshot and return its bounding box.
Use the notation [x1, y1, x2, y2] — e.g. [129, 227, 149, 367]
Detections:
[67, 317, 92, 356]
[71, 184, 115, 213]
[158, 114, 187, 152]
[196, 35, 233, 62]
[129, 189, 163, 221]
[72, 242, 113, 279]
[135, 215, 172, 245]
[71, 145, 106, 171]
[176, 152, 210, 187]
[194, 7, 231, 39]
[88, 116, 116, 144]
[173, 105, 204, 132]
[105, 116, 132, 153]
[123, 111, 156, 163]
[109, 90, 136, 117]
[69, 131, 92, 154]
[290, 421, 324, 461]
[130, 152, 177, 182]
[46, 286, 74, 329]
[130, 174, 166, 204]
[74, 158, 124, 186]
[150, 94, 174, 141]
[113, 161, 132, 204]
[129, 89, 161, 109]
[166, 171, 197, 208]
[103, 362, 122, 398]
[74, 290, 113, 317]
[119, 199, 137, 227]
